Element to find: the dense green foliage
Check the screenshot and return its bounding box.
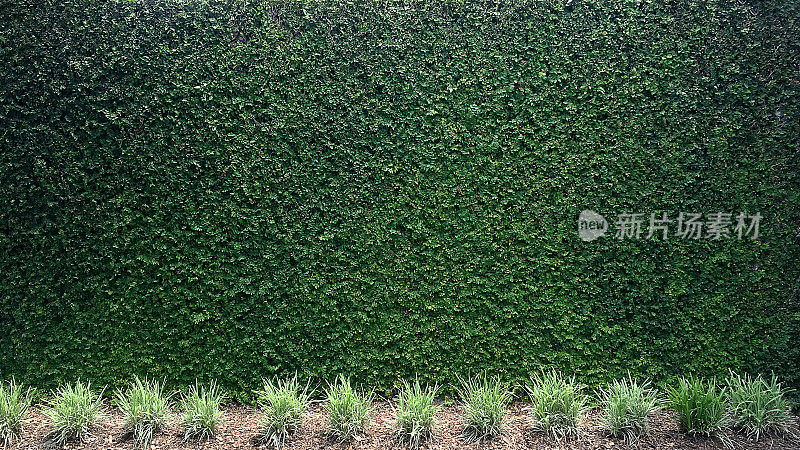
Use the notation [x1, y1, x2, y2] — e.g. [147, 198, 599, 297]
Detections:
[1, 0, 798, 402]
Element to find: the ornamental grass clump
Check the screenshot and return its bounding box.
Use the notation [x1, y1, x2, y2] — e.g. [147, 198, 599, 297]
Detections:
[666, 375, 728, 441]
[526, 370, 588, 438]
[393, 378, 439, 449]
[458, 373, 512, 442]
[324, 375, 373, 441]
[43, 380, 105, 446]
[726, 372, 793, 440]
[598, 374, 661, 443]
[180, 380, 225, 441]
[0, 378, 34, 446]
[255, 375, 311, 448]
[114, 376, 173, 448]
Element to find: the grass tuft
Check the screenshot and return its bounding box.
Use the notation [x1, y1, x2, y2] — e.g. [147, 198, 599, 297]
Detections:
[526, 370, 588, 438]
[255, 374, 311, 448]
[393, 378, 439, 449]
[666, 375, 728, 441]
[323, 375, 373, 441]
[42, 380, 105, 446]
[458, 373, 511, 442]
[0, 378, 34, 446]
[114, 376, 173, 448]
[180, 380, 225, 441]
[726, 372, 793, 440]
[598, 374, 661, 443]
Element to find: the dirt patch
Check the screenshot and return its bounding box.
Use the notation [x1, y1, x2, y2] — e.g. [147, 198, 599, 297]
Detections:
[7, 401, 799, 449]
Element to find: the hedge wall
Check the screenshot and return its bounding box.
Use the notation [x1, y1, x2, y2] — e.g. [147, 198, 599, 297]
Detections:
[1, 0, 799, 402]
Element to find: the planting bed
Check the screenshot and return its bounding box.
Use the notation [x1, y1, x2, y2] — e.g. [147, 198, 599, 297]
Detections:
[6, 401, 799, 449]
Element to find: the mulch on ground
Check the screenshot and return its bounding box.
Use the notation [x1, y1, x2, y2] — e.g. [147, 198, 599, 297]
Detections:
[8, 401, 800, 449]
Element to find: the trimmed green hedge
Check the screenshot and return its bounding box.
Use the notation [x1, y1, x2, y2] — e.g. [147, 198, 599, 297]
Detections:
[1, 0, 798, 402]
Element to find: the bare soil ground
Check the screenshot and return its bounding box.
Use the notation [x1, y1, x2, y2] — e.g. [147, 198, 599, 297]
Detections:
[7, 401, 799, 450]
